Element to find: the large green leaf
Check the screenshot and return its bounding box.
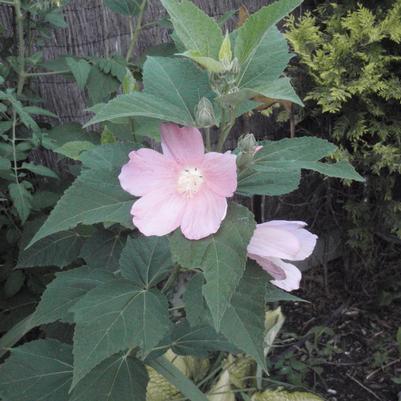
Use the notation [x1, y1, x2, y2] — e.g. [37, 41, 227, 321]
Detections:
[238, 137, 364, 196]
[220, 262, 267, 368]
[0, 268, 114, 358]
[148, 356, 209, 401]
[17, 229, 85, 268]
[33, 267, 114, 325]
[234, 0, 302, 66]
[70, 279, 171, 388]
[8, 182, 32, 224]
[70, 353, 148, 401]
[104, 0, 143, 15]
[0, 314, 35, 358]
[161, 0, 223, 58]
[86, 57, 212, 127]
[171, 320, 237, 357]
[80, 229, 127, 271]
[265, 282, 306, 303]
[183, 273, 210, 327]
[0, 340, 73, 401]
[170, 203, 255, 331]
[119, 236, 173, 287]
[28, 144, 133, 246]
[29, 168, 132, 245]
[66, 57, 91, 89]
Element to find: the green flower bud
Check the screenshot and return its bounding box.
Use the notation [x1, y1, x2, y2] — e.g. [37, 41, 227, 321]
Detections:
[237, 133, 258, 153]
[195, 97, 217, 127]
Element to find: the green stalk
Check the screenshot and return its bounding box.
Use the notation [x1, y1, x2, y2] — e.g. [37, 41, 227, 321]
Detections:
[11, 0, 26, 186]
[216, 106, 236, 152]
[25, 70, 70, 77]
[14, 0, 25, 96]
[126, 0, 147, 62]
[205, 127, 211, 151]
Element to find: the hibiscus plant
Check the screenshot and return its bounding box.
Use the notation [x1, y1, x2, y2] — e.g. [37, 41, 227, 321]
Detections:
[0, 0, 364, 400]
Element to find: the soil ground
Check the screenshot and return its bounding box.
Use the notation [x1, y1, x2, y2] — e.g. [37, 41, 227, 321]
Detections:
[275, 260, 401, 401]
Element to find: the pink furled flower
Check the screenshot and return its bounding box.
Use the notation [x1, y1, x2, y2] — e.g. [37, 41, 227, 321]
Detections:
[247, 221, 317, 291]
[118, 123, 237, 240]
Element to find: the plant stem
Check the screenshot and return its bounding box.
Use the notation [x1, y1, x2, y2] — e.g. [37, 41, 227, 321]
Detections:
[11, 111, 19, 184]
[25, 70, 70, 77]
[126, 0, 147, 62]
[216, 106, 236, 152]
[14, 0, 25, 96]
[0, 0, 14, 5]
[205, 127, 211, 151]
[11, 0, 26, 186]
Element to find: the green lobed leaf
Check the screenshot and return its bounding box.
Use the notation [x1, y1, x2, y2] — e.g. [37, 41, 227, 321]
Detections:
[66, 57, 92, 89]
[0, 339, 73, 401]
[119, 236, 173, 287]
[161, 0, 223, 58]
[171, 320, 237, 357]
[234, 0, 302, 66]
[220, 261, 267, 368]
[0, 314, 35, 358]
[70, 279, 171, 388]
[33, 267, 115, 325]
[184, 273, 210, 327]
[238, 137, 363, 196]
[0, 267, 115, 356]
[265, 282, 307, 303]
[70, 353, 148, 401]
[85, 57, 212, 127]
[28, 144, 133, 246]
[18, 229, 85, 268]
[80, 229, 127, 271]
[170, 203, 256, 331]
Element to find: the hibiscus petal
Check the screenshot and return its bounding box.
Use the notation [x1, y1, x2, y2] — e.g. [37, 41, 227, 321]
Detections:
[202, 152, 237, 197]
[269, 258, 302, 292]
[248, 254, 286, 280]
[118, 148, 178, 197]
[180, 190, 227, 240]
[131, 189, 186, 236]
[247, 221, 317, 261]
[160, 123, 204, 164]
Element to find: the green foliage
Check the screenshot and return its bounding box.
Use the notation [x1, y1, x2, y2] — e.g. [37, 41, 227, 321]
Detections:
[86, 57, 212, 127]
[71, 278, 171, 387]
[161, 0, 224, 59]
[170, 203, 255, 330]
[0, 339, 73, 401]
[0, 1, 365, 400]
[285, 0, 401, 253]
[238, 137, 363, 196]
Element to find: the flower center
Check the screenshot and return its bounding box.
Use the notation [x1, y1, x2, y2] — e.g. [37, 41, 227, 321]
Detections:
[177, 167, 204, 198]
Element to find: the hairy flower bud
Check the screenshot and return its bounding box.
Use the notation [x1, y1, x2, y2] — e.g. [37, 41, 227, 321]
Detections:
[236, 133, 261, 170]
[195, 97, 216, 127]
[237, 133, 258, 153]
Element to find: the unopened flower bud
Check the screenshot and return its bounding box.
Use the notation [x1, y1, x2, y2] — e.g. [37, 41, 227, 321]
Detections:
[230, 57, 241, 76]
[219, 32, 233, 66]
[195, 97, 216, 127]
[237, 133, 258, 153]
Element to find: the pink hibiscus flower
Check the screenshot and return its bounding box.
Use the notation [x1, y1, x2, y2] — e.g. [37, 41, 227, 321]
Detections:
[247, 221, 317, 291]
[118, 123, 237, 240]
